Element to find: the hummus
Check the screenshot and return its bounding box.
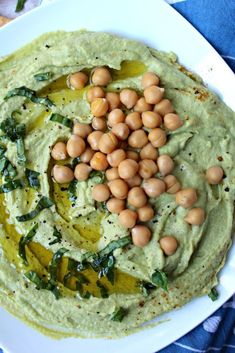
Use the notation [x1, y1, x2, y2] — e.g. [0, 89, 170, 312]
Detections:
[0, 30, 234, 338]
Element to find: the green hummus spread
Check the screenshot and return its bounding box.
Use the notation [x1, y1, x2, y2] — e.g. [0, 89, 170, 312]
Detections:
[0, 30, 234, 338]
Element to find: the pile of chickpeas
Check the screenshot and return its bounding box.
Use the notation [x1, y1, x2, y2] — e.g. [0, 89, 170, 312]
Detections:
[51, 66, 224, 254]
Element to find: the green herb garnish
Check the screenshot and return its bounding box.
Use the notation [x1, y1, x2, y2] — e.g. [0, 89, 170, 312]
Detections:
[0, 157, 17, 180]
[49, 248, 68, 283]
[4, 86, 54, 108]
[0, 178, 24, 193]
[140, 281, 156, 297]
[15, 0, 27, 12]
[49, 113, 72, 128]
[49, 226, 62, 245]
[151, 269, 168, 291]
[16, 196, 54, 222]
[67, 179, 78, 203]
[208, 287, 219, 301]
[110, 307, 128, 322]
[96, 280, 109, 298]
[34, 72, 53, 82]
[25, 168, 40, 189]
[19, 223, 38, 264]
[25, 270, 60, 299]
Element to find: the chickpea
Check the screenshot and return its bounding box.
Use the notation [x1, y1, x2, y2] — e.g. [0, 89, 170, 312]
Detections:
[185, 208, 205, 225]
[106, 167, 119, 181]
[52, 165, 74, 184]
[98, 132, 118, 154]
[112, 123, 130, 140]
[106, 92, 120, 110]
[91, 67, 112, 86]
[125, 112, 142, 131]
[106, 198, 125, 213]
[164, 113, 183, 131]
[126, 150, 139, 161]
[143, 178, 166, 198]
[175, 188, 197, 208]
[164, 175, 181, 194]
[141, 72, 160, 89]
[92, 117, 107, 131]
[159, 236, 178, 256]
[73, 122, 92, 138]
[157, 155, 174, 176]
[128, 129, 148, 148]
[92, 183, 110, 202]
[140, 143, 158, 161]
[67, 135, 86, 158]
[206, 166, 224, 185]
[118, 159, 139, 179]
[127, 187, 147, 208]
[137, 204, 154, 222]
[108, 179, 129, 199]
[107, 149, 126, 167]
[51, 142, 68, 161]
[90, 152, 108, 171]
[87, 131, 103, 150]
[80, 147, 95, 163]
[87, 86, 105, 103]
[154, 99, 174, 116]
[126, 174, 142, 188]
[118, 209, 137, 228]
[120, 89, 138, 109]
[142, 111, 162, 129]
[139, 159, 158, 179]
[131, 225, 151, 247]
[144, 86, 164, 105]
[74, 163, 92, 181]
[148, 128, 167, 148]
[107, 109, 125, 127]
[134, 97, 152, 112]
[91, 98, 109, 117]
[68, 72, 88, 90]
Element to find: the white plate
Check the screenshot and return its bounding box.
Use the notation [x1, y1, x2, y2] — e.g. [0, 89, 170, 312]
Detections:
[0, 1, 235, 352]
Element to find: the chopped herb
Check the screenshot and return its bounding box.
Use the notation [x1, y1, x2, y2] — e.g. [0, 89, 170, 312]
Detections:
[16, 137, 26, 166]
[19, 223, 38, 264]
[16, 196, 54, 222]
[96, 280, 109, 298]
[71, 157, 80, 169]
[25, 168, 40, 189]
[82, 291, 91, 299]
[49, 113, 72, 128]
[89, 170, 105, 183]
[0, 145, 6, 158]
[67, 258, 79, 271]
[208, 287, 219, 301]
[49, 248, 68, 283]
[76, 272, 89, 284]
[25, 270, 60, 299]
[0, 178, 24, 194]
[110, 307, 128, 322]
[15, 0, 27, 12]
[63, 272, 72, 286]
[140, 281, 156, 297]
[0, 158, 17, 180]
[67, 179, 77, 202]
[98, 236, 132, 259]
[91, 254, 115, 285]
[151, 269, 168, 291]
[4, 86, 54, 108]
[49, 226, 62, 245]
[34, 72, 53, 82]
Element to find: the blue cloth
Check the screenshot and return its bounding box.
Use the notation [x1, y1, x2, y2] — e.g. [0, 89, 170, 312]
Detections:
[159, 3, 235, 353]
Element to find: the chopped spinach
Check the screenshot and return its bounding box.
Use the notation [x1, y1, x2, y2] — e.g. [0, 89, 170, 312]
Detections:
[34, 72, 53, 82]
[96, 280, 109, 298]
[49, 247, 68, 283]
[16, 196, 54, 222]
[208, 287, 219, 301]
[0, 178, 24, 193]
[49, 226, 62, 245]
[0, 157, 17, 180]
[25, 168, 40, 189]
[4, 86, 54, 108]
[49, 113, 72, 128]
[15, 0, 27, 12]
[151, 269, 168, 291]
[19, 223, 38, 264]
[25, 270, 60, 299]
[110, 307, 128, 322]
